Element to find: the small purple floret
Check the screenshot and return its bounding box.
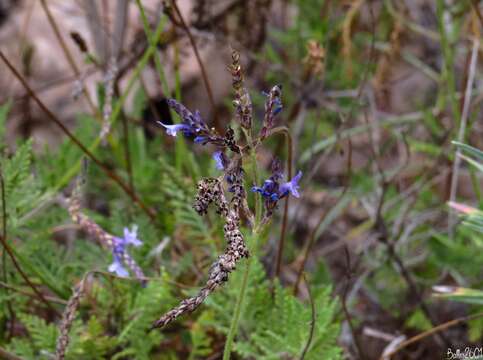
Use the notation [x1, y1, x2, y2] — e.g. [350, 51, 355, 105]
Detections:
[107, 225, 143, 277]
[213, 151, 224, 170]
[279, 171, 302, 198]
[108, 255, 129, 277]
[157, 121, 193, 137]
[123, 225, 142, 247]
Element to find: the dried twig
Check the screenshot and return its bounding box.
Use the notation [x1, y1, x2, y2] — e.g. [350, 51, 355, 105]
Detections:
[340, 247, 366, 360]
[382, 311, 483, 359]
[0, 51, 156, 221]
[299, 273, 315, 360]
[100, 57, 118, 142]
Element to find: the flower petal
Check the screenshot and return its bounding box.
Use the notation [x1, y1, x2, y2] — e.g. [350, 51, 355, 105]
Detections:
[279, 170, 302, 198]
[213, 151, 225, 170]
[194, 136, 209, 144]
[157, 121, 191, 137]
[108, 259, 129, 277]
[251, 186, 264, 193]
[123, 225, 142, 247]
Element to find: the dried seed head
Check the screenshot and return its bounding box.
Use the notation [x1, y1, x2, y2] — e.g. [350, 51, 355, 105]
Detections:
[193, 178, 219, 215]
[55, 280, 85, 360]
[193, 178, 229, 217]
[99, 57, 118, 143]
[229, 50, 252, 129]
[152, 162, 249, 330]
[224, 127, 241, 154]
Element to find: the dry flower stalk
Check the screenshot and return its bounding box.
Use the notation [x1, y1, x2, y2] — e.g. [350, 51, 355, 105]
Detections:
[100, 57, 118, 142]
[55, 279, 86, 360]
[152, 171, 249, 329]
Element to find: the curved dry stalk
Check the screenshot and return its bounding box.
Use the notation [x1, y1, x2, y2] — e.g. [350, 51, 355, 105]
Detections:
[99, 57, 118, 142]
[299, 274, 315, 360]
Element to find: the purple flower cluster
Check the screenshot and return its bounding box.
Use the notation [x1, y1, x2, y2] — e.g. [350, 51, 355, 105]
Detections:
[252, 170, 302, 202]
[108, 225, 143, 277]
[67, 191, 146, 284]
[158, 99, 222, 145]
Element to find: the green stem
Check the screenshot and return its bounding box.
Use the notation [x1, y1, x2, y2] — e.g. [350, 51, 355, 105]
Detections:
[223, 130, 261, 360]
[223, 257, 252, 360]
[243, 129, 262, 223]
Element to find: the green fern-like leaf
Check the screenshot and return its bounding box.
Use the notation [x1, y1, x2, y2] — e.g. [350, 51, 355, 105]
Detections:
[17, 313, 57, 357]
[208, 259, 342, 360]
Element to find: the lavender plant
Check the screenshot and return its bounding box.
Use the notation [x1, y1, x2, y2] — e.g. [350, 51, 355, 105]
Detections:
[152, 51, 304, 358]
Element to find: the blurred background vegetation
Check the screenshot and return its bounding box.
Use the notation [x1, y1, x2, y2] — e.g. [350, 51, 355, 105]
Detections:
[0, 0, 482, 359]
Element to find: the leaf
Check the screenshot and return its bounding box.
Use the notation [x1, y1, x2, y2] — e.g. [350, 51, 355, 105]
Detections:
[459, 154, 483, 173]
[453, 141, 483, 162]
[18, 313, 57, 355]
[433, 286, 483, 305]
[208, 259, 342, 360]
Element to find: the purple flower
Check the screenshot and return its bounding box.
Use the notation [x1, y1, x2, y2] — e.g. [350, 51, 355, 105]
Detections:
[107, 225, 143, 278]
[262, 89, 283, 116]
[108, 254, 129, 277]
[122, 225, 142, 247]
[213, 151, 224, 170]
[194, 136, 209, 144]
[158, 99, 216, 144]
[252, 170, 302, 202]
[157, 122, 194, 137]
[279, 171, 302, 198]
